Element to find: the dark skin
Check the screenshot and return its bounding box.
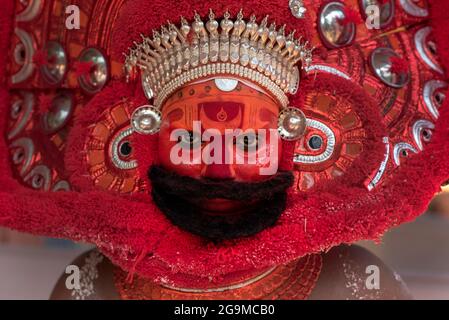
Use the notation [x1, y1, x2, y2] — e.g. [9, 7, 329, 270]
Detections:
[50, 244, 412, 300]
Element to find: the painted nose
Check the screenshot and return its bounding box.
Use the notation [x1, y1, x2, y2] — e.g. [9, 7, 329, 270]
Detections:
[201, 135, 235, 180]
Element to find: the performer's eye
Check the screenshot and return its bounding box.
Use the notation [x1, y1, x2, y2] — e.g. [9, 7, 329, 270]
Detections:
[235, 133, 259, 152]
[178, 131, 201, 150]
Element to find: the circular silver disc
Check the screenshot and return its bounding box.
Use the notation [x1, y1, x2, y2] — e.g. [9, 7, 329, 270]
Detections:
[214, 78, 239, 92]
[319, 2, 356, 48]
[359, 0, 395, 28]
[41, 92, 73, 133]
[370, 47, 409, 88]
[278, 107, 307, 141]
[40, 41, 67, 85]
[131, 105, 162, 135]
[77, 48, 109, 94]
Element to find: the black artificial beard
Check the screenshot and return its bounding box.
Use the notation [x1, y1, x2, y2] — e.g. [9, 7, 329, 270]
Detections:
[149, 165, 293, 242]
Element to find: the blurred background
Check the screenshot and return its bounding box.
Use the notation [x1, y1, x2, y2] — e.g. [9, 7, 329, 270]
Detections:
[0, 191, 449, 299]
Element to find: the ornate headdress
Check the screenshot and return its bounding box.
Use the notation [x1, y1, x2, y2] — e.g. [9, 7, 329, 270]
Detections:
[124, 10, 313, 109]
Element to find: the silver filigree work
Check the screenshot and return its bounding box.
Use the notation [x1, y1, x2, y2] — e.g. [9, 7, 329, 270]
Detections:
[11, 28, 35, 84]
[24, 164, 51, 191]
[423, 80, 447, 119]
[294, 119, 336, 164]
[131, 105, 162, 135]
[10, 137, 35, 176]
[366, 137, 390, 191]
[412, 119, 435, 151]
[16, 0, 43, 22]
[305, 64, 351, 80]
[415, 27, 444, 75]
[399, 0, 428, 17]
[124, 10, 313, 109]
[111, 127, 138, 170]
[8, 91, 34, 140]
[393, 142, 417, 166]
[278, 107, 307, 141]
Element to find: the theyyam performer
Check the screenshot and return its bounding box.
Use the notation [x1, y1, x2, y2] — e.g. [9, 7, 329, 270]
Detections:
[0, 0, 448, 300]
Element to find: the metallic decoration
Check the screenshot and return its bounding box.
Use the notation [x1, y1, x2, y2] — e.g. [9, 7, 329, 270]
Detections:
[24, 164, 52, 191]
[393, 142, 417, 166]
[10, 137, 35, 176]
[423, 80, 447, 119]
[289, 67, 300, 94]
[141, 75, 154, 100]
[40, 41, 67, 85]
[41, 92, 73, 133]
[305, 64, 351, 80]
[294, 119, 336, 164]
[214, 78, 239, 92]
[16, 0, 43, 22]
[124, 10, 313, 109]
[8, 91, 34, 140]
[78, 48, 109, 94]
[14, 42, 26, 65]
[11, 28, 35, 84]
[359, 0, 395, 28]
[318, 2, 356, 48]
[415, 27, 444, 75]
[369, 47, 409, 88]
[162, 267, 277, 293]
[399, 0, 428, 17]
[278, 107, 307, 141]
[155, 63, 290, 109]
[412, 119, 435, 151]
[110, 127, 138, 170]
[366, 137, 390, 191]
[289, 0, 307, 19]
[52, 180, 71, 192]
[131, 105, 162, 135]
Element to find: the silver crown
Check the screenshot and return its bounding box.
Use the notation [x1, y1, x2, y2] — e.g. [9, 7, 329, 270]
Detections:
[124, 9, 314, 109]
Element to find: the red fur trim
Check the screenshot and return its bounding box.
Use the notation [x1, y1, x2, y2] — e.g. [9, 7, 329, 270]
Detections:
[32, 49, 49, 67]
[37, 93, 53, 114]
[72, 61, 95, 77]
[389, 56, 409, 74]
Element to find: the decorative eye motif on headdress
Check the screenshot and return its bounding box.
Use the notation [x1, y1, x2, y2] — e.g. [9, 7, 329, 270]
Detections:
[84, 100, 145, 194]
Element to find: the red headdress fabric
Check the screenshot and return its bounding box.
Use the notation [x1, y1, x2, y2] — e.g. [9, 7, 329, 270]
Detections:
[1, 0, 449, 288]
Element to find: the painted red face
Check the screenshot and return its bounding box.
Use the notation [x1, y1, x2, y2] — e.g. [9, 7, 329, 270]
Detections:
[157, 78, 283, 214]
[158, 79, 282, 181]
